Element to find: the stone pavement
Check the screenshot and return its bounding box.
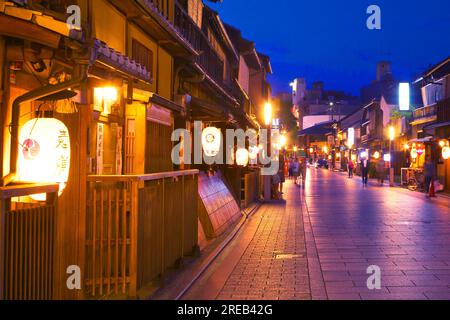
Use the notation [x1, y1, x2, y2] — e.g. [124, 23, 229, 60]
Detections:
[304, 169, 450, 300]
[184, 182, 311, 300]
[184, 169, 450, 300]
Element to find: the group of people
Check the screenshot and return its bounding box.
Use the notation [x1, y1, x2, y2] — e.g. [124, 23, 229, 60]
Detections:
[288, 157, 307, 187]
[348, 157, 387, 186]
[272, 153, 308, 200]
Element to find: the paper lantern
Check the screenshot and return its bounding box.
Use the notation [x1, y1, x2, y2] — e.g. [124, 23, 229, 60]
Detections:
[373, 151, 380, 160]
[411, 148, 418, 159]
[347, 128, 355, 148]
[202, 127, 221, 157]
[384, 154, 391, 162]
[442, 146, 450, 160]
[17, 118, 71, 201]
[236, 148, 249, 167]
[248, 146, 259, 160]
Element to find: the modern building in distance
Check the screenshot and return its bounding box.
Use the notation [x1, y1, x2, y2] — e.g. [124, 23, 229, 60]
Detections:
[291, 78, 360, 147]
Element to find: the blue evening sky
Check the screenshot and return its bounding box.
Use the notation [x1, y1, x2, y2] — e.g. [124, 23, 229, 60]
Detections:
[209, 0, 450, 96]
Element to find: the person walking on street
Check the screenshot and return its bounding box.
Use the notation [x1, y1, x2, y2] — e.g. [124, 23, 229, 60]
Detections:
[348, 159, 355, 178]
[424, 156, 436, 197]
[376, 157, 386, 186]
[289, 157, 295, 180]
[278, 152, 286, 195]
[300, 158, 307, 188]
[360, 157, 369, 186]
[292, 157, 300, 185]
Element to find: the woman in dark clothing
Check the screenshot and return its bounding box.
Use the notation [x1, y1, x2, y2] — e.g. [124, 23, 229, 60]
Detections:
[360, 158, 369, 185]
[424, 156, 436, 196]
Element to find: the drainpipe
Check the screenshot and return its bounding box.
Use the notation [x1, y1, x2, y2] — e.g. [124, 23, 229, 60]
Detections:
[4, 64, 89, 186]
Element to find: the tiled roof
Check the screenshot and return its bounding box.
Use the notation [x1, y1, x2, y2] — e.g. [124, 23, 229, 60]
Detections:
[94, 39, 152, 83]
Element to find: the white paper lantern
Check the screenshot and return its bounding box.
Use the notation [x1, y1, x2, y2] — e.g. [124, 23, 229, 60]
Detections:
[202, 127, 221, 157]
[236, 148, 249, 167]
[248, 146, 259, 160]
[442, 146, 450, 160]
[17, 118, 71, 201]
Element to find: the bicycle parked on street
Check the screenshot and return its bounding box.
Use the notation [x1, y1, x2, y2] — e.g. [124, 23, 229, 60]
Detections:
[407, 170, 425, 192]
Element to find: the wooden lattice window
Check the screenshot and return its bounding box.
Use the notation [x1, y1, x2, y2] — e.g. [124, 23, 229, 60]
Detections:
[132, 39, 153, 76]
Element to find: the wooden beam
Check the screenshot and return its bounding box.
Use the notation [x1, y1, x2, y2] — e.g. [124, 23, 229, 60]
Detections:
[0, 183, 59, 200]
[0, 15, 61, 49]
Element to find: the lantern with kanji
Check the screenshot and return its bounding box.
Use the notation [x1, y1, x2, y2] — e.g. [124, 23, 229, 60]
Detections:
[17, 118, 71, 200]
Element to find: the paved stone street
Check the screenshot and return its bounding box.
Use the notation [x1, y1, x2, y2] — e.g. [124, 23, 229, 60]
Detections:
[184, 169, 450, 300]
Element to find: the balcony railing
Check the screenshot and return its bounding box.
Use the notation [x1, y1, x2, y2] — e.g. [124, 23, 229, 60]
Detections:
[85, 170, 199, 298]
[146, 0, 173, 21]
[413, 105, 437, 121]
[0, 183, 59, 300]
[174, 2, 225, 89]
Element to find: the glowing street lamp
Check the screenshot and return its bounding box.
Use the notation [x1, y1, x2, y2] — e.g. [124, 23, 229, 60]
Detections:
[389, 126, 395, 142]
[280, 135, 287, 148]
[388, 126, 395, 187]
[264, 102, 272, 127]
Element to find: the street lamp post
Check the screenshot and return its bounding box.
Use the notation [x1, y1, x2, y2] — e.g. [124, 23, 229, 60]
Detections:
[263, 102, 273, 201]
[389, 126, 395, 187]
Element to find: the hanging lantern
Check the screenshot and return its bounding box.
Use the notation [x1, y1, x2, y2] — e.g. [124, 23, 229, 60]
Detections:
[417, 148, 424, 156]
[236, 148, 249, 167]
[17, 118, 71, 201]
[384, 154, 391, 162]
[442, 146, 450, 160]
[248, 146, 259, 160]
[373, 151, 380, 160]
[411, 148, 418, 159]
[202, 126, 222, 157]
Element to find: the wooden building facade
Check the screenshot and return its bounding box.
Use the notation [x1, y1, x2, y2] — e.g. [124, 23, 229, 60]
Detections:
[0, 0, 271, 300]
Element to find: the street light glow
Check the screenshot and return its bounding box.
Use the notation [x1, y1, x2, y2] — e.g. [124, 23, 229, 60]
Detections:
[264, 102, 272, 126]
[399, 83, 410, 111]
[280, 135, 287, 148]
[347, 128, 355, 148]
[389, 126, 395, 141]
